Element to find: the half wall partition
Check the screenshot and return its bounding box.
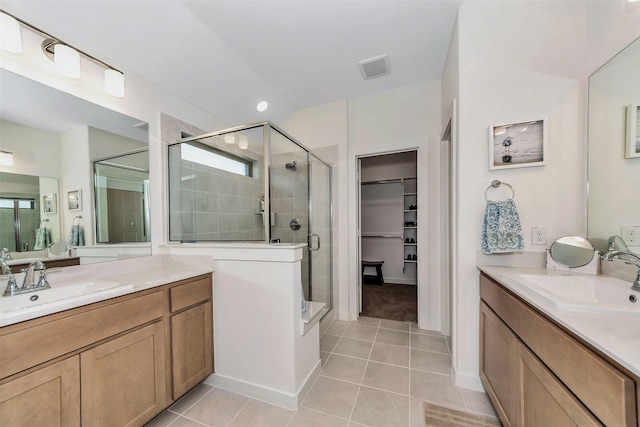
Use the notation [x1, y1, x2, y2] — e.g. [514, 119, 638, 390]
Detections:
[168, 122, 332, 313]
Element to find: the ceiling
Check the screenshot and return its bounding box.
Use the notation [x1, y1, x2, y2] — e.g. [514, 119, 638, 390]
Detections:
[1, 0, 462, 126]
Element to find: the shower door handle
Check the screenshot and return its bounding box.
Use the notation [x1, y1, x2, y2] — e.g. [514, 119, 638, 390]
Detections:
[308, 234, 320, 251]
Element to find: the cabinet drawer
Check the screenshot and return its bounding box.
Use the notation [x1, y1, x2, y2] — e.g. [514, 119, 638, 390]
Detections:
[170, 275, 212, 313]
[480, 274, 636, 426]
[0, 291, 163, 379]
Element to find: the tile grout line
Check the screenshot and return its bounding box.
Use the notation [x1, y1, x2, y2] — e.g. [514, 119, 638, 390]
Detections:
[224, 398, 253, 427]
[167, 385, 215, 418]
[345, 319, 380, 425]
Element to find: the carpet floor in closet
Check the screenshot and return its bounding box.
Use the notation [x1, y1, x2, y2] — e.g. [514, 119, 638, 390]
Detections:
[360, 282, 418, 323]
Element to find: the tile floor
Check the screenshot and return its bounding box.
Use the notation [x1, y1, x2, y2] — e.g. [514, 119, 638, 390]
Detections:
[146, 317, 499, 427]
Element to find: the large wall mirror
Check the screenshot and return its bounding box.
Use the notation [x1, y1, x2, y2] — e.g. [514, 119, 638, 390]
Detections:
[588, 36, 640, 254]
[0, 69, 151, 264]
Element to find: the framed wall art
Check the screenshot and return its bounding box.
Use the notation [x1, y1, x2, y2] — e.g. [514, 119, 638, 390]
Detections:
[67, 189, 82, 211]
[43, 193, 57, 214]
[626, 104, 640, 159]
[489, 119, 547, 170]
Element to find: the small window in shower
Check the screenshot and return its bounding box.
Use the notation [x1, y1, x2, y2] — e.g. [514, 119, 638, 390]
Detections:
[181, 143, 254, 178]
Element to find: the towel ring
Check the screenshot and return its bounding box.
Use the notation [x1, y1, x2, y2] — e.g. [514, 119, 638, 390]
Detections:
[485, 180, 515, 201]
[73, 215, 83, 225]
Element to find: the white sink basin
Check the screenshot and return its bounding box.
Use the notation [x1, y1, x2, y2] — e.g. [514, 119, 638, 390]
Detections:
[0, 281, 133, 313]
[502, 274, 640, 315]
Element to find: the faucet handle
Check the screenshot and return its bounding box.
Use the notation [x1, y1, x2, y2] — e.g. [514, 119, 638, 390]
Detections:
[2, 274, 18, 296]
[36, 270, 51, 289]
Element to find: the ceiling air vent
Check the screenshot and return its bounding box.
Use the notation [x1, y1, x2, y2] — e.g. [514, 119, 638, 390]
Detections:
[358, 54, 391, 80]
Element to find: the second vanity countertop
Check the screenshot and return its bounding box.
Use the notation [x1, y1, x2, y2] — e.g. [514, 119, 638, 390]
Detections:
[0, 255, 213, 328]
[478, 265, 640, 378]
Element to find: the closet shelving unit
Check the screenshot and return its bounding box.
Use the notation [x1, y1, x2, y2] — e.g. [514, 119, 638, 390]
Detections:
[403, 177, 417, 271]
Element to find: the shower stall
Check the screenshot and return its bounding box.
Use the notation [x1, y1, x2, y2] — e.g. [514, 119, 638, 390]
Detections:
[168, 122, 332, 312]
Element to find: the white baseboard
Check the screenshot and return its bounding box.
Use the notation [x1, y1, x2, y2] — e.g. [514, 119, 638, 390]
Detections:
[204, 360, 322, 410]
[452, 366, 484, 392]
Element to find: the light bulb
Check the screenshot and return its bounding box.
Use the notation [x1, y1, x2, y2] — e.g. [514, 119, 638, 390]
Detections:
[0, 151, 14, 166]
[0, 12, 22, 53]
[256, 100, 269, 112]
[239, 135, 248, 150]
[105, 69, 125, 97]
[224, 134, 235, 144]
[54, 44, 80, 78]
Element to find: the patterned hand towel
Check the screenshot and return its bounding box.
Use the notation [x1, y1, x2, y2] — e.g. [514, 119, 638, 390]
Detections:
[481, 198, 524, 254]
[34, 226, 51, 250]
[68, 224, 85, 247]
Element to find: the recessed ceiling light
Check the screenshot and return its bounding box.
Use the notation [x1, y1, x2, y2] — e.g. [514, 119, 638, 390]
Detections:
[256, 100, 269, 112]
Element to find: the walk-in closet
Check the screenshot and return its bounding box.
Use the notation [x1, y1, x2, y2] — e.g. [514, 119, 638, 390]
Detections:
[359, 151, 418, 322]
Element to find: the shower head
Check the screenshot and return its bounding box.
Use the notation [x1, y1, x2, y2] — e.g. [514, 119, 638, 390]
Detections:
[285, 161, 297, 172]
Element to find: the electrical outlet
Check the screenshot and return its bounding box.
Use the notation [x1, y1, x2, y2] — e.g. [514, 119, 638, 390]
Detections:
[531, 226, 547, 245]
[621, 226, 640, 244]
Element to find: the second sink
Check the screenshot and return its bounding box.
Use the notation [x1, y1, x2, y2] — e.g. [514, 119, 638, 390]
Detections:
[502, 273, 640, 315]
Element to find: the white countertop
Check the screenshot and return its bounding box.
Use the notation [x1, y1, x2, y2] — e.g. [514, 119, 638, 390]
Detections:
[0, 255, 213, 327]
[478, 266, 640, 378]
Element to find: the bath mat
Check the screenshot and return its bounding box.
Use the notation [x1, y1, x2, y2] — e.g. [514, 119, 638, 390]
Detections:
[424, 402, 501, 427]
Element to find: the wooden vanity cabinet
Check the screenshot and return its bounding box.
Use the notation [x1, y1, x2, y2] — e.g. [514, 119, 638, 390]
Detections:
[480, 273, 638, 427]
[81, 322, 166, 427]
[168, 275, 214, 399]
[0, 273, 213, 426]
[0, 356, 80, 427]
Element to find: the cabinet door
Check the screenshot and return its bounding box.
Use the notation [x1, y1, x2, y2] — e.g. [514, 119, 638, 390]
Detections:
[0, 356, 80, 427]
[81, 322, 166, 427]
[480, 301, 515, 426]
[171, 301, 213, 398]
[514, 343, 603, 427]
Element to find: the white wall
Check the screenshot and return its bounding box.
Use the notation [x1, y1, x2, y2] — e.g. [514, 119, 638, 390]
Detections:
[448, 0, 640, 390]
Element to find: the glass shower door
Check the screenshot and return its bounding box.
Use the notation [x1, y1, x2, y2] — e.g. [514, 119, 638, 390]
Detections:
[309, 154, 331, 312]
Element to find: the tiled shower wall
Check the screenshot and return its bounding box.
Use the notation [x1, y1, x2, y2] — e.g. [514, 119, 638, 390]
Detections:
[168, 156, 264, 241]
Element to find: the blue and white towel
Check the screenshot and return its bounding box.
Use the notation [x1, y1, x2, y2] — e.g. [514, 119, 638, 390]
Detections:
[68, 224, 85, 247]
[34, 226, 51, 250]
[481, 198, 524, 254]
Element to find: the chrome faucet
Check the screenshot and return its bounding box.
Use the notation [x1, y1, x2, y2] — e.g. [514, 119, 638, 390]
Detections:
[21, 260, 50, 290]
[1, 259, 18, 296]
[601, 250, 640, 292]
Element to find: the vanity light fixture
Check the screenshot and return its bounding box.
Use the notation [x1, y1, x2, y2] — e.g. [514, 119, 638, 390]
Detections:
[224, 134, 236, 144]
[0, 151, 14, 166]
[0, 12, 22, 53]
[256, 100, 269, 112]
[53, 43, 80, 78]
[1, 10, 125, 97]
[104, 69, 125, 97]
[238, 135, 249, 150]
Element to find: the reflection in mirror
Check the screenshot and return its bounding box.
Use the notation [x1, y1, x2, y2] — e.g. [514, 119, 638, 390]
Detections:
[549, 236, 596, 268]
[608, 235, 629, 252]
[94, 150, 150, 243]
[0, 69, 150, 265]
[0, 172, 60, 252]
[588, 36, 640, 255]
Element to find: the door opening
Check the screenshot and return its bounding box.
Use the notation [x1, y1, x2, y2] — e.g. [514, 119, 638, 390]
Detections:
[357, 151, 418, 322]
